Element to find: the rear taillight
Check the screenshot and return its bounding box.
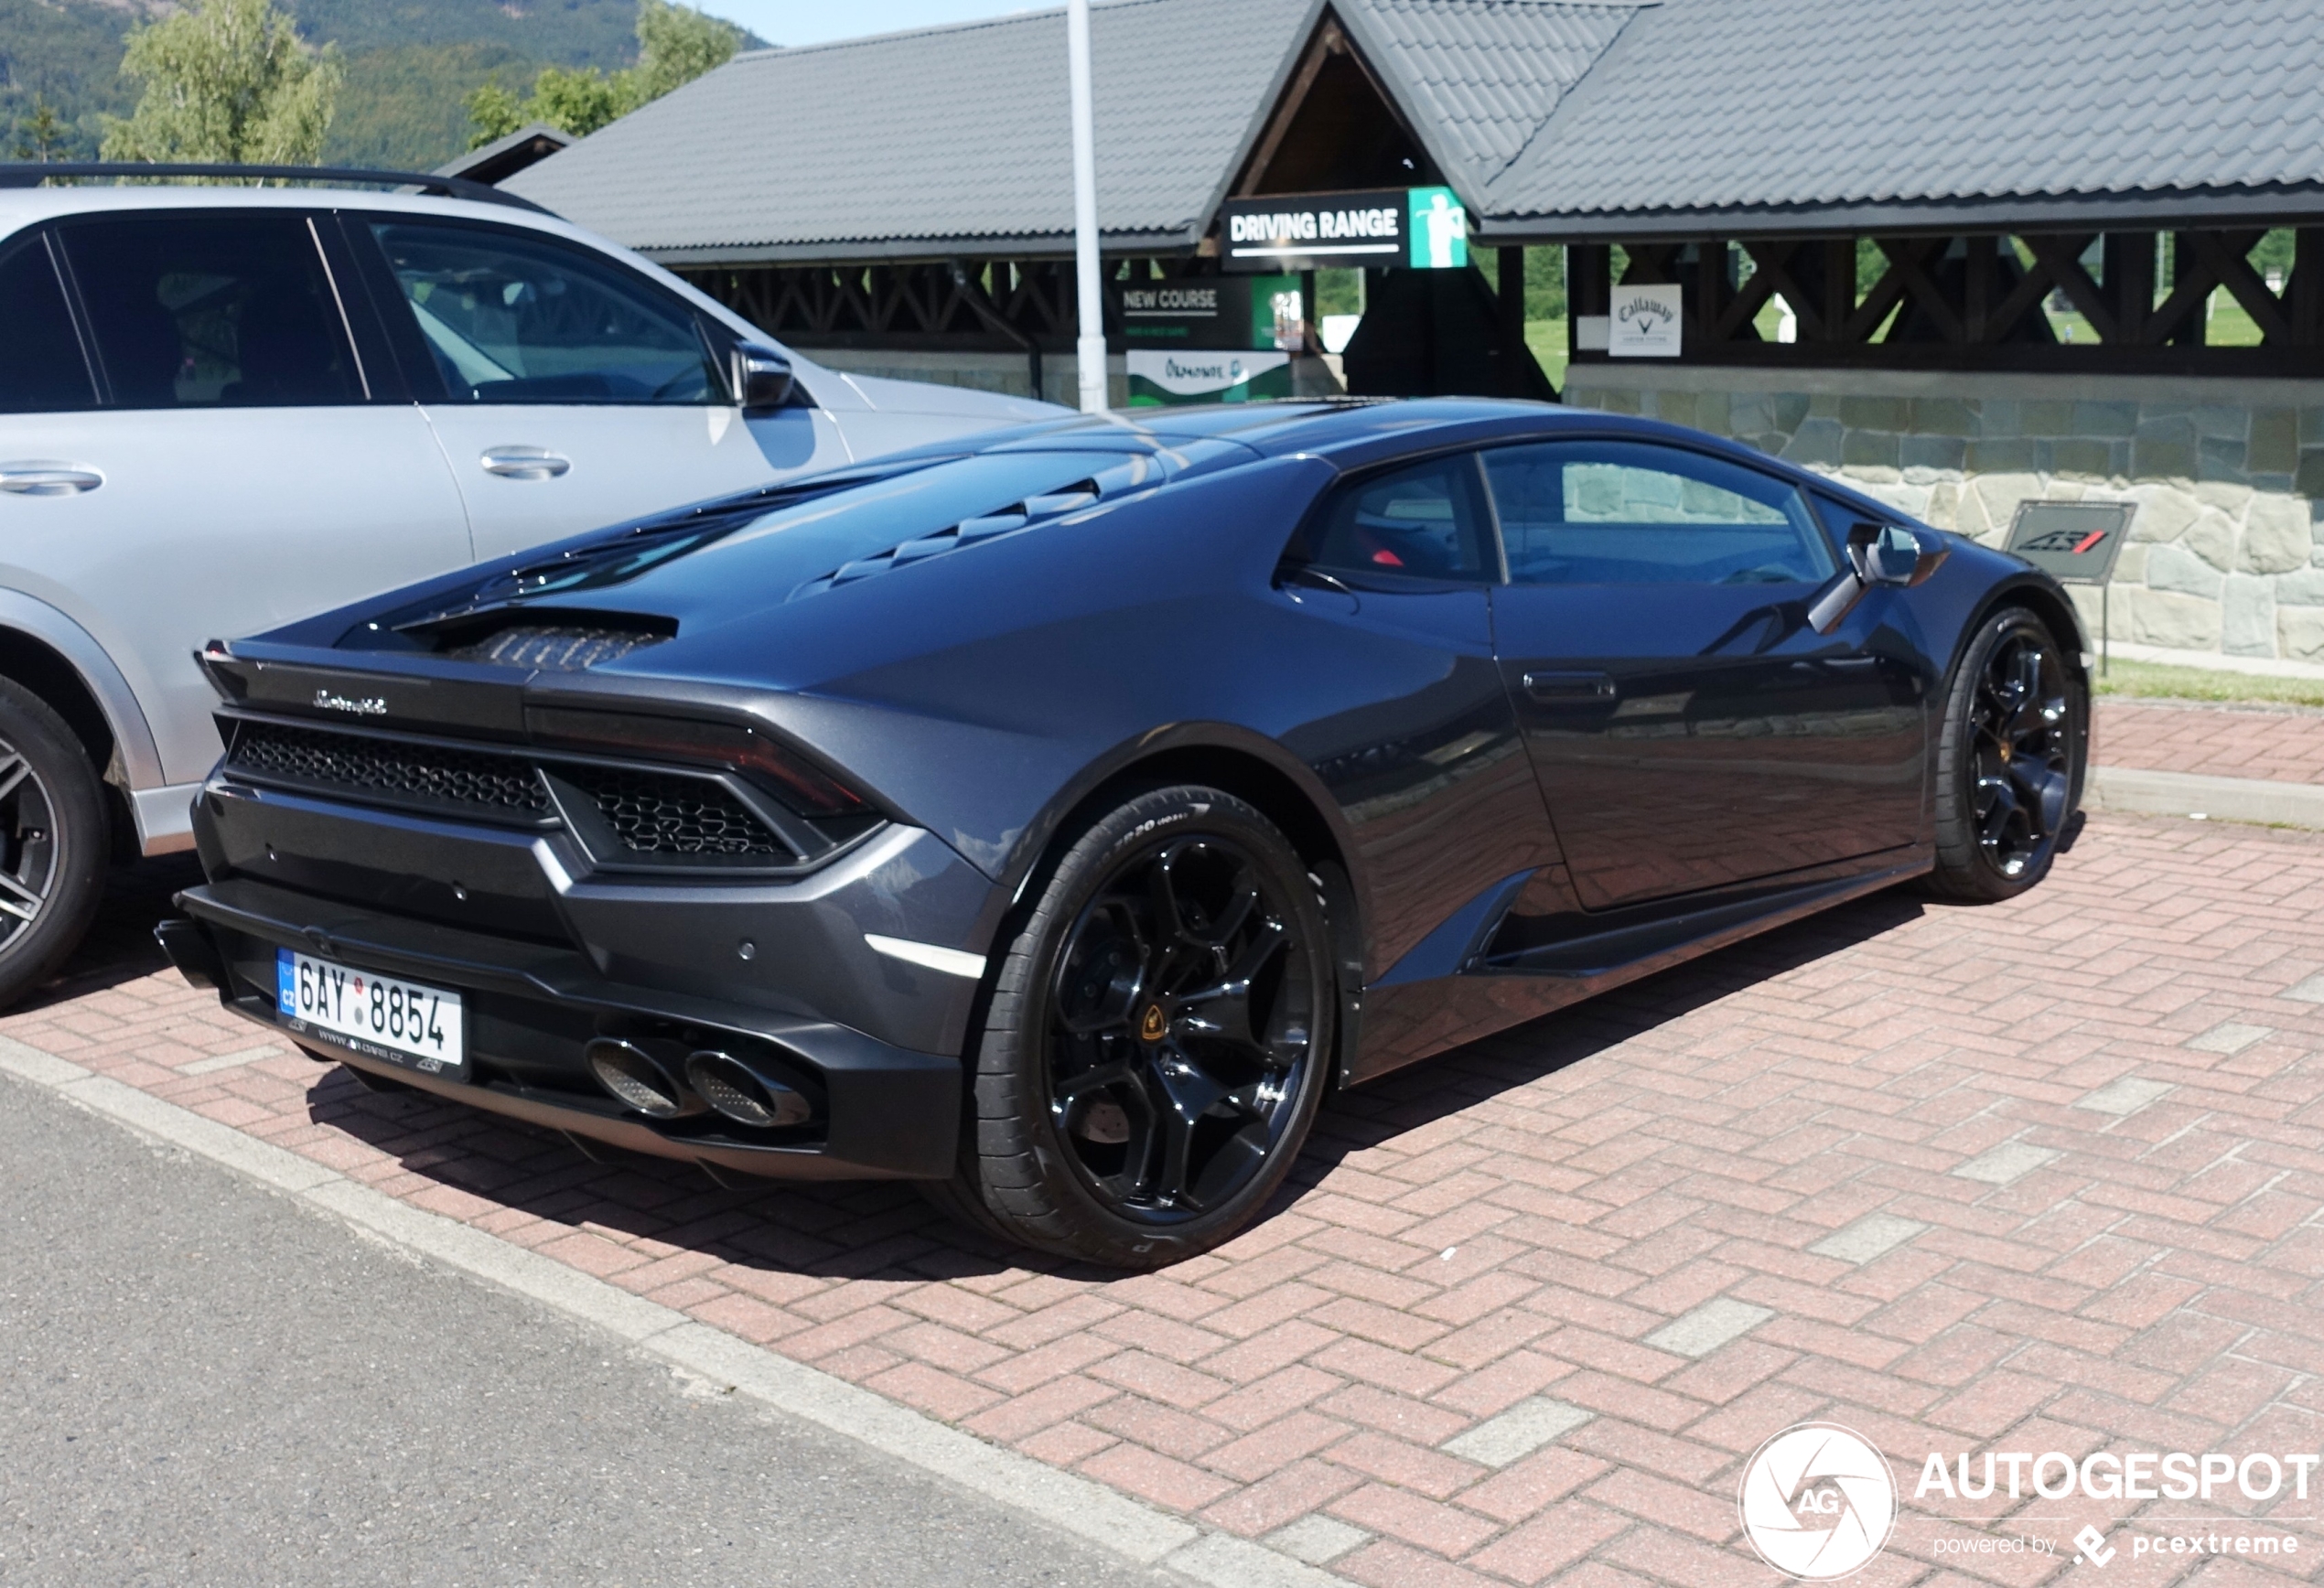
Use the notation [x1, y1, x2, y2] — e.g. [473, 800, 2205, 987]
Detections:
[523, 707, 866, 818]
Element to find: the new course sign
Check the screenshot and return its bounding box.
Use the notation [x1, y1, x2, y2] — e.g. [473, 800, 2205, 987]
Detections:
[1221, 188, 1468, 274]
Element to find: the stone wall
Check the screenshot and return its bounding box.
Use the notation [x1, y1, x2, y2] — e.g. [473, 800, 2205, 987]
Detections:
[1562, 366, 2324, 662]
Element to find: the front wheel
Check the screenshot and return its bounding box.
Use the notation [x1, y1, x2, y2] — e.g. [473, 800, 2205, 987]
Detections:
[927, 785, 1336, 1269]
[1927, 606, 2085, 901]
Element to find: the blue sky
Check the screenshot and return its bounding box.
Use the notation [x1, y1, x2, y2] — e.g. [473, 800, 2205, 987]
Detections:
[694, 0, 1043, 48]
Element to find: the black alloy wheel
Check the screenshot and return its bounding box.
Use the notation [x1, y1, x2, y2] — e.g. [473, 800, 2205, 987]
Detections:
[0, 679, 107, 1007]
[928, 785, 1335, 1268]
[1930, 607, 2083, 901]
[1048, 833, 1316, 1221]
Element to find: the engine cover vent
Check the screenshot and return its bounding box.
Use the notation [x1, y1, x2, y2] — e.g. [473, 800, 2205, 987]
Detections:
[449, 625, 665, 671]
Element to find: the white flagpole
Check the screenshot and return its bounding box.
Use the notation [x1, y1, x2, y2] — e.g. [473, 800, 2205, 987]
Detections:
[1067, 0, 1106, 413]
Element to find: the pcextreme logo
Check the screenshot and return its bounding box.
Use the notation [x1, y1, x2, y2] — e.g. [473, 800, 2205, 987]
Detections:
[1738, 1422, 1899, 1580]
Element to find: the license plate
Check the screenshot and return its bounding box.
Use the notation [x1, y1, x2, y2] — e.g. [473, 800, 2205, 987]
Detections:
[276, 949, 467, 1079]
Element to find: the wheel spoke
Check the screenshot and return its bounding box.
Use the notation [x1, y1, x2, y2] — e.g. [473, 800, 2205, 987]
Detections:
[1174, 919, 1288, 1055]
[1044, 821, 1320, 1228]
[0, 755, 28, 805]
[0, 865, 45, 923]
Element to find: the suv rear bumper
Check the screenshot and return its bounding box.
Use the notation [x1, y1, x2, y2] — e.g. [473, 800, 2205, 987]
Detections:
[166, 876, 962, 1180]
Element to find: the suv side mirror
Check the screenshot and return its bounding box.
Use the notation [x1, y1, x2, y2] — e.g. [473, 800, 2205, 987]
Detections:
[730, 343, 794, 412]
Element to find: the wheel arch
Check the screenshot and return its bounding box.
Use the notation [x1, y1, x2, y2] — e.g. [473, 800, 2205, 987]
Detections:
[976, 725, 1371, 1085]
[1944, 574, 2093, 808]
[0, 596, 169, 857]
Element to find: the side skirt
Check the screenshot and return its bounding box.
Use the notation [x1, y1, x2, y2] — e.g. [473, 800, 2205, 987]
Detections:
[1346, 854, 1930, 1084]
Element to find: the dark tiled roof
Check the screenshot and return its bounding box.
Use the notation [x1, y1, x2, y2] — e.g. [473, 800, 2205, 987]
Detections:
[504, 0, 1318, 260]
[1484, 0, 2324, 231]
[508, 0, 2324, 258]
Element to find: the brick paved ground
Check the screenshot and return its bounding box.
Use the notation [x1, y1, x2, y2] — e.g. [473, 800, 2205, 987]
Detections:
[2095, 699, 2324, 786]
[13, 712, 2322, 1585]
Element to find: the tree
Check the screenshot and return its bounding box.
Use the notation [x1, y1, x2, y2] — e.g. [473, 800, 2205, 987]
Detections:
[100, 0, 341, 166]
[468, 0, 741, 147]
[11, 98, 69, 164]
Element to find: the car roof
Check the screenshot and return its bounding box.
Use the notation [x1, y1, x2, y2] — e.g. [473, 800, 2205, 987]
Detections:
[0, 181, 563, 234]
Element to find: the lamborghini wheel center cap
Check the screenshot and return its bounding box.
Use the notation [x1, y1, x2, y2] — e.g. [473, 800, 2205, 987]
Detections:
[1139, 1003, 1167, 1043]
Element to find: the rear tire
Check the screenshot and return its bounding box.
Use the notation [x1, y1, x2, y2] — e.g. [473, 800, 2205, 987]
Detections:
[0, 679, 107, 1008]
[927, 785, 1335, 1269]
[1927, 606, 2084, 902]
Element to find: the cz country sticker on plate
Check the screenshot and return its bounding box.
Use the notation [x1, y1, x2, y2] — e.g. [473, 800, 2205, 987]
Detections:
[276, 948, 468, 1080]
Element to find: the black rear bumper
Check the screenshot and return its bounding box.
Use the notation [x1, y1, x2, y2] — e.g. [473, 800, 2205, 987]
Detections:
[164, 877, 961, 1181]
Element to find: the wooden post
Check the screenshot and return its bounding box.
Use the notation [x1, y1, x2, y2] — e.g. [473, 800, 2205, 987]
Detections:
[1498, 246, 1529, 396]
[2106, 232, 2154, 344]
[1963, 235, 1992, 343]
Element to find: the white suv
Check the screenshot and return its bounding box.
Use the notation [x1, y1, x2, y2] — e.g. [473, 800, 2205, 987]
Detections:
[0, 166, 1057, 1002]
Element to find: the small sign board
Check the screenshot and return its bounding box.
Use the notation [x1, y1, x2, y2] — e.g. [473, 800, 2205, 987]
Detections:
[2004, 501, 2134, 585]
[1220, 187, 1467, 274]
[1125, 349, 1294, 406]
[1608, 284, 1683, 358]
[1115, 274, 1303, 351]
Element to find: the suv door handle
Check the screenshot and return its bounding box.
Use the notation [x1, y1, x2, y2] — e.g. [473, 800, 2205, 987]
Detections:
[479, 447, 571, 480]
[0, 464, 102, 497]
[1522, 671, 1617, 702]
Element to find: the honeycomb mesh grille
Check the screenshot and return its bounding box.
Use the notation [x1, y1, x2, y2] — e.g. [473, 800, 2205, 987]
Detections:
[229, 722, 549, 816]
[559, 767, 793, 859]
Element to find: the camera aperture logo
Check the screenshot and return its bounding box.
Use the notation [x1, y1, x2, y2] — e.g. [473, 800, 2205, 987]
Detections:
[1738, 1422, 1899, 1580]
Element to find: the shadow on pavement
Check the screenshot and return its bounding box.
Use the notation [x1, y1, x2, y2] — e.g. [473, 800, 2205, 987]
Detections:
[59, 846, 1931, 1285]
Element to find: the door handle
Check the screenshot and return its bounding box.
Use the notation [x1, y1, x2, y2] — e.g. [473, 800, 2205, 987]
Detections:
[479, 447, 571, 481]
[0, 464, 102, 497]
[1522, 671, 1617, 702]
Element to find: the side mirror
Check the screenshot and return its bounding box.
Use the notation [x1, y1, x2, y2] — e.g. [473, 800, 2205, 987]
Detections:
[1809, 521, 1949, 634]
[1851, 520, 1947, 587]
[730, 343, 794, 412]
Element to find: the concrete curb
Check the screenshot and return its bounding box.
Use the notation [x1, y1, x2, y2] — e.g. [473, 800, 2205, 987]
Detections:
[0, 1034, 1348, 1588]
[2087, 766, 2324, 829]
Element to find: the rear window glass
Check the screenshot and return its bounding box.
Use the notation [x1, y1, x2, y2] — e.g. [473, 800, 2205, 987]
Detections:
[0, 234, 96, 413]
[60, 214, 360, 408]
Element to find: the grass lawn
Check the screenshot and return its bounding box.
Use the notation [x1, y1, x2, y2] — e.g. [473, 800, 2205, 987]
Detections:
[1525, 317, 1569, 392]
[2096, 658, 2324, 709]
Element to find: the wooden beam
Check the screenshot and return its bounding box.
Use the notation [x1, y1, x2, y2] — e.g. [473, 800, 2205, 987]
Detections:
[1234, 18, 1344, 198]
[2294, 229, 2324, 346]
[2024, 234, 2115, 342]
[2190, 229, 2293, 343]
[2144, 233, 2218, 344]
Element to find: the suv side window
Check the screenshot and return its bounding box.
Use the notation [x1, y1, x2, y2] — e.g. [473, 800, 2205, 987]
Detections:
[367, 220, 721, 404]
[1482, 439, 1836, 586]
[58, 213, 363, 408]
[1295, 453, 1496, 583]
[0, 232, 97, 413]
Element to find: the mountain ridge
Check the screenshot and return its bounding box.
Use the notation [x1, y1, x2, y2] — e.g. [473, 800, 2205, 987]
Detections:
[2, 0, 754, 169]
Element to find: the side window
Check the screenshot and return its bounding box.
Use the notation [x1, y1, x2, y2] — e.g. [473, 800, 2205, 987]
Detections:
[1296, 454, 1495, 583]
[368, 220, 720, 405]
[59, 214, 361, 408]
[1482, 440, 1837, 586]
[0, 233, 97, 413]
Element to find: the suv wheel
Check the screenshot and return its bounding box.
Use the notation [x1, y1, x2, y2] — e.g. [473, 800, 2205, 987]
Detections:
[927, 786, 1336, 1269]
[0, 679, 107, 1006]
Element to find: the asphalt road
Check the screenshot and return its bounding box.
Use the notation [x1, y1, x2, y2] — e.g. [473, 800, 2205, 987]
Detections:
[0, 1072, 1176, 1588]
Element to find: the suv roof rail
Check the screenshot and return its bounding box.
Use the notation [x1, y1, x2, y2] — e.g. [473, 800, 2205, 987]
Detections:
[0, 162, 554, 215]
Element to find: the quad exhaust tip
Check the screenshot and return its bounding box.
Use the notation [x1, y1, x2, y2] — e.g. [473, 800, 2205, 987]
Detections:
[686, 1050, 813, 1130]
[584, 1037, 700, 1120]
